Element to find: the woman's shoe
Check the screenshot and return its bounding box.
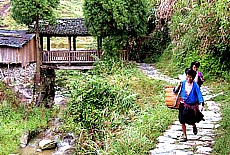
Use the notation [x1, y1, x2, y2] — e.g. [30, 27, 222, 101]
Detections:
[180, 137, 188, 142]
[193, 126, 198, 135]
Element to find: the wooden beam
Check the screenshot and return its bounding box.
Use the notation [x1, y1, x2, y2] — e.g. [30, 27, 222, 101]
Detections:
[42, 61, 95, 63]
[41, 65, 58, 69]
[57, 66, 94, 70]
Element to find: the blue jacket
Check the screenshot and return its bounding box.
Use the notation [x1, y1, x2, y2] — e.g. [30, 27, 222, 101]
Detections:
[176, 80, 204, 105]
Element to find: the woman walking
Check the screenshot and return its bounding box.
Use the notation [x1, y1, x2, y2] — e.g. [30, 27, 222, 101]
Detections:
[174, 68, 205, 142]
[180, 61, 205, 87]
[190, 61, 205, 87]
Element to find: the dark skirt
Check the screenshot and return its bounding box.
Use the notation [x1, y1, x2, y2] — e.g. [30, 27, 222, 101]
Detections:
[179, 102, 205, 125]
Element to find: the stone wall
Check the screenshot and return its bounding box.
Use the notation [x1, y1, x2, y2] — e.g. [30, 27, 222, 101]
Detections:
[0, 63, 36, 104]
[0, 63, 36, 84]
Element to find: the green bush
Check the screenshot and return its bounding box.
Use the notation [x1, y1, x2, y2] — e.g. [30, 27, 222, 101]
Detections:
[64, 73, 138, 129]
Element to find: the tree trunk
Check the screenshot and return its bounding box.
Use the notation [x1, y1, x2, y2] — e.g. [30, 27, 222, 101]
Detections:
[35, 16, 41, 85]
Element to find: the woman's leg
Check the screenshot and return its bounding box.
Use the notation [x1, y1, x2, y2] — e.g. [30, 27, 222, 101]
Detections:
[180, 124, 187, 142]
[182, 124, 187, 138]
[193, 124, 197, 135]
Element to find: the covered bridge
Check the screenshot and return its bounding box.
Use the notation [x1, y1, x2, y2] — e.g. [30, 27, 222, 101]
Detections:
[29, 18, 105, 69]
[30, 18, 128, 69]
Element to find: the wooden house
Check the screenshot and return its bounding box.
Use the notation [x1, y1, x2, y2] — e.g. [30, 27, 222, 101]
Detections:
[0, 29, 36, 67]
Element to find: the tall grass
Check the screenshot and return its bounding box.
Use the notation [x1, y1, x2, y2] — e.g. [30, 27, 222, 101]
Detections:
[208, 81, 230, 154]
[56, 61, 177, 154]
[0, 82, 56, 154]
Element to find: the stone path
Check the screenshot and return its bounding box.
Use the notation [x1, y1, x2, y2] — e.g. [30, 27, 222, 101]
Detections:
[137, 63, 223, 155]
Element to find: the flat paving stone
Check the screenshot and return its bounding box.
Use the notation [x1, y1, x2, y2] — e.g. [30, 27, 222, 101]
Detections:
[196, 146, 213, 154]
[183, 140, 206, 146]
[173, 150, 194, 155]
[157, 136, 177, 144]
[163, 131, 181, 139]
[200, 136, 213, 141]
[150, 148, 175, 155]
[187, 135, 202, 140]
[169, 125, 183, 131]
[205, 101, 218, 105]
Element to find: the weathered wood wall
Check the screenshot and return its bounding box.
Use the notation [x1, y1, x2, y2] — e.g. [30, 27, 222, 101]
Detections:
[19, 37, 36, 66]
[0, 37, 36, 66]
[0, 47, 19, 63]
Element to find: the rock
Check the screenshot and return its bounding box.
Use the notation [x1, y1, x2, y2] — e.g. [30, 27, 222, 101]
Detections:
[3, 76, 14, 84]
[20, 132, 29, 148]
[39, 139, 57, 150]
[36, 149, 42, 152]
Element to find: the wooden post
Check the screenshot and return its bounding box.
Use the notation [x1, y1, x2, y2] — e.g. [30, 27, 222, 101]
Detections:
[7, 63, 10, 84]
[97, 36, 102, 51]
[24, 63, 27, 83]
[24, 46, 27, 83]
[68, 36, 71, 65]
[40, 35, 43, 51]
[35, 16, 41, 85]
[73, 36, 76, 51]
[68, 51, 71, 66]
[68, 36, 72, 51]
[47, 36, 50, 51]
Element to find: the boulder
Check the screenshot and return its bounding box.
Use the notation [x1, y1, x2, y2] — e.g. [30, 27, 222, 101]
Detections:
[39, 139, 57, 150]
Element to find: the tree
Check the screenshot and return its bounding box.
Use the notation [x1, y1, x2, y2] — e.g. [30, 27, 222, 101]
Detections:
[10, 0, 60, 85]
[83, 0, 149, 60]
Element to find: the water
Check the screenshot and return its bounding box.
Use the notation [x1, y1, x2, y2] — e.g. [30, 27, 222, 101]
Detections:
[19, 91, 74, 155]
[20, 146, 55, 155]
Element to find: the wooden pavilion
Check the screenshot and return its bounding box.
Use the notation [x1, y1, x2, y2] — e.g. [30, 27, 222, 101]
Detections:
[33, 18, 103, 70]
[28, 18, 129, 70]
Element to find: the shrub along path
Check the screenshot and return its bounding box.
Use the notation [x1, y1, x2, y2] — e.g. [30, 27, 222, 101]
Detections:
[137, 63, 223, 155]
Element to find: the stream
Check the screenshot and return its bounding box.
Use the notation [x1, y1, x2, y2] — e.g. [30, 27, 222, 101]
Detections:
[0, 62, 78, 154]
[19, 89, 76, 155]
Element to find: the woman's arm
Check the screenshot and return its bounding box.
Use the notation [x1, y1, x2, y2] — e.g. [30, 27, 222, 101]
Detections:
[173, 82, 182, 93]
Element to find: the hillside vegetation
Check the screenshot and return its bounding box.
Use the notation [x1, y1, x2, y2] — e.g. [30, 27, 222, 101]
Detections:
[155, 0, 230, 82]
[0, 0, 84, 29]
[0, 0, 94, 49]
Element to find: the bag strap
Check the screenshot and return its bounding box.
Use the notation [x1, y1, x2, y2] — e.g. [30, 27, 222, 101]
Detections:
[174, 84, 182, 107]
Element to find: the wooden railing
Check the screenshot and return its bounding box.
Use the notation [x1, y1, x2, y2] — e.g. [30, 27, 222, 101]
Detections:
[41, 50, 103, 64]
[41, 50, 128, 64]
[121, 50, 128, 61]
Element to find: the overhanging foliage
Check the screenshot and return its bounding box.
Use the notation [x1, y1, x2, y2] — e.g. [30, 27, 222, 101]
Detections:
[83, 0, 150, 59]
[10, 0, 60, 26]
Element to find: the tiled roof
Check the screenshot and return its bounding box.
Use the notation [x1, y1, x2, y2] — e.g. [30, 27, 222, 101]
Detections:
[29, 18, 90, 36]
[0, 29, 35, 48]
